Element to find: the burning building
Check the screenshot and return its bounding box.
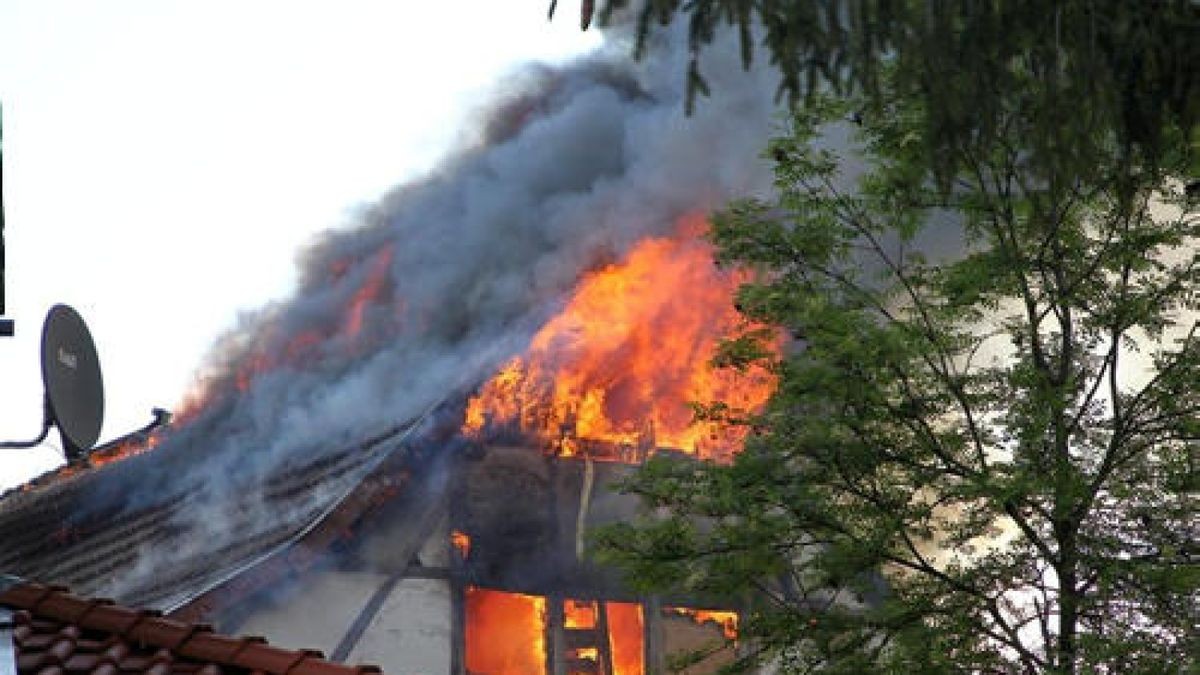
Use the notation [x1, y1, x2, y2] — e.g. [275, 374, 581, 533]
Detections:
[0, 15, 788, 675]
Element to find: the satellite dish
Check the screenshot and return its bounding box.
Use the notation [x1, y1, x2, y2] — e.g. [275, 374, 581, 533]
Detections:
[40, 304, 104, 460]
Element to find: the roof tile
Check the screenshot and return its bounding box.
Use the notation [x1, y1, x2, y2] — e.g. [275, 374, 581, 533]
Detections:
[84, 601, 145, 634]
[45, 636, 75, 663]
[1, 580, 385, 674]
[28, 591, 95, 623]
[178, 631, 249, 662]
[63, 652, 103, 670]
[230, 643, 306, 672]
[101, 640, 131, 662]
[127, 616, 199, 649]
[0, 584, 51, 609]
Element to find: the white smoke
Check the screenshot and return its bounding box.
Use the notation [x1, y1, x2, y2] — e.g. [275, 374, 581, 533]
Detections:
[80, 17, 785, 605]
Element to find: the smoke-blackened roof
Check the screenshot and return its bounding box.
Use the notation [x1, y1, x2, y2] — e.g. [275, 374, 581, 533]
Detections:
[0, 417, 425, 613]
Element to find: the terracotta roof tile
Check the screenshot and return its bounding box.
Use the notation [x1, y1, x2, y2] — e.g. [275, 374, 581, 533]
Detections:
[0, 580, 384, 674]
[175, 631, 245, 662]
[228, 643, 308, 672]
[81, 602, 143, 634]
[125, 616, 200, 649]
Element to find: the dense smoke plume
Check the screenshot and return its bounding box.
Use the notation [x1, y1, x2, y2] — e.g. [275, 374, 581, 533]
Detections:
[80, 19, 783, 606]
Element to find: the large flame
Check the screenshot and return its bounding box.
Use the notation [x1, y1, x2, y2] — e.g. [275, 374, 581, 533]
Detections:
[465, 587, 547, 675]
[606, 602, 645, 675]
[464, 218, 777, 462]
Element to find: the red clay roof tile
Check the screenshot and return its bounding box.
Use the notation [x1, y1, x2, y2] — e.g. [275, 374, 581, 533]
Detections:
[176, 631, 246, 662]
[81, 602, 143, 634]
[0, 585, 51, 609]
[0, 580, 384, 674]
[229, 643, 306, 672]
[127, 616, 200, 649]
[28, 591, 95, 623]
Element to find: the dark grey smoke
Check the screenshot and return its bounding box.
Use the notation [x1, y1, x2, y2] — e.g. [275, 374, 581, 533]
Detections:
[87, 18, 783, 604]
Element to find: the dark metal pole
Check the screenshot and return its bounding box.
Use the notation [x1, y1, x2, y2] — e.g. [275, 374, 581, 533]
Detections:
[1, 102, 12, 338]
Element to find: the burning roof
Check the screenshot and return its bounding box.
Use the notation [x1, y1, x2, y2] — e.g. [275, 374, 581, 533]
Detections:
[0, 19, 785, 670]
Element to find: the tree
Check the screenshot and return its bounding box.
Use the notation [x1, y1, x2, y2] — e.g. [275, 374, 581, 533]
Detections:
[595, 68, 1198, 673]
[551, 1, 1200, 190]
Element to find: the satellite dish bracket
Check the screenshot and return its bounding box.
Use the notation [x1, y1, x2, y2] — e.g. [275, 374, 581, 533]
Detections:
[0, 421, 51, 450]
[0, 395, 53, 449]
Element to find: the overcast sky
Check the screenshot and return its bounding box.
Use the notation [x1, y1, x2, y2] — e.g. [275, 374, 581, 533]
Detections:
[0, 1, 602, 489]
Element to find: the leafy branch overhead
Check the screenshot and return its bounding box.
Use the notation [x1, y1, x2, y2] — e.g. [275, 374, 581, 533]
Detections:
[550, 1, 1200, 184]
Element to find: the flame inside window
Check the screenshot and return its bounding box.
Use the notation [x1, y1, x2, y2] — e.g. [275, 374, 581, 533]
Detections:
[463, 591, 645, 675]
[606, 602, 645, 675]
[564, 600, 599, 673]
[465, 587, 547, 675]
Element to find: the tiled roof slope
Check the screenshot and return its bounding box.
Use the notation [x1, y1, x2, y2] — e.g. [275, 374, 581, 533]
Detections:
[0, 421, 417, 611]
[0, 579, 383, 674]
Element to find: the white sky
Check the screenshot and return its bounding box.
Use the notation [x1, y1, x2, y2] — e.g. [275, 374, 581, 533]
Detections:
[0, 1, 602, 489]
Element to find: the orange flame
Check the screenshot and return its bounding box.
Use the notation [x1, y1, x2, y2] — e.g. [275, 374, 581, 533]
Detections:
[343, 245, 394, 339]
[93, 244, 403, 471]
[464, 218, 777, 462]
[89, 432, 163, 468]
[451, 530, 471, 559]
[461, 594, 652, 675]
[563, 600, 601, 672]
[465, 587, 546, 675]
[667, 607, 738, 641]
[607, 602, 645, 675]
[564, 599, 597, 628]
[561, 600, 644, 675]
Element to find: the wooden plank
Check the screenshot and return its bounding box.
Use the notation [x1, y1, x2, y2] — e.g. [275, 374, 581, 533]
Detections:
[595, 600, 614, 675]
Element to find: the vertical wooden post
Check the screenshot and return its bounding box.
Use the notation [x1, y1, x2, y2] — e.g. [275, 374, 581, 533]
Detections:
[449, 454, 467, 675]
[544, 448, 566, 675]
[644, 597, 664, 673]
[595, 601, 615, 675]
[546, 594, 566, 675]
[449, 575, 465, 675]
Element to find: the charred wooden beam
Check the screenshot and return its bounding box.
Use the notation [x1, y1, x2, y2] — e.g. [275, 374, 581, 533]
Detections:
[546, 592, 566, 675]
[595, 601, 615, 675]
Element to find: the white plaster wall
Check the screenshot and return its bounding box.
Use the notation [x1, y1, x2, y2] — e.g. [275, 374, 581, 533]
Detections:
[347, 578, 453, 674]
[237, 569, 389, 658]
[415, 514, 450, 568]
